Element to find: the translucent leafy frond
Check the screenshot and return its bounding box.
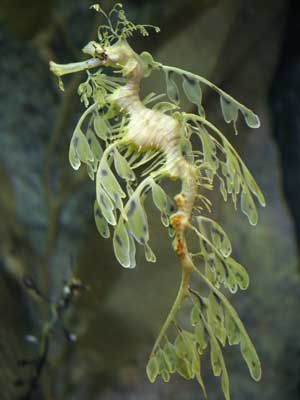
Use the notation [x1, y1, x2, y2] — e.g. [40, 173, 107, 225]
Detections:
[90, 3, 160, 46]
[158, 63, 260, 130]
[192, 293, 231, 400]
[191, 223, 249, 293]
[183, 113, 265, 224]
[197, 216, 232, 258]
[194, 269, 262, 382]
[147, 283, 231, 399]
[165, 70, 180, 105]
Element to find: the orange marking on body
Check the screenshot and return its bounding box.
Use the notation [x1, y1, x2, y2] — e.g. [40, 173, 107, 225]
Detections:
[174, 193, 187, 211]
[176, 238, 187, 260]
[170, 214, 182, 230]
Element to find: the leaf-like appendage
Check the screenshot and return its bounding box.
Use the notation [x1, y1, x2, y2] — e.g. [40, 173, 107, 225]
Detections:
[195, 322, 207, 352]
[226, 257, 249, 291]
[94, 200, 110, 238]
[165, 71, 180, 105]
[220, 96, 239, 125]
[182, 74, 203, 115]
[113, 218, 131, 268]
[163, 342, 177, 373]
[240, 337, 262, 381]
[207, 292, 226, 345]
[69, 136, 81, 170]
[126, 194, 149, 245]
[197, 126, 219, 173]
[140, 51, 157, 77]
[94, 115, 110, 140]
[128, 233, 136, 268]
[225, 310, 240, 345]
[114, 149, 135, 181]
[146, 355, 159, 383]
[96, 185, 116, 226]
[241, 188, 258, 226]
[87, 128, 103, 161]
[242, 165, 266, 207]
[144, 242, 156, 262]
[97, 157, 126, 206]
[69, 129, 94, 170]
[242, 110, 261, 129]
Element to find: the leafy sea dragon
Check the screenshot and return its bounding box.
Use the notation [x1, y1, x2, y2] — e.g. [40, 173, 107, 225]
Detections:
[50, 4, 265, 398]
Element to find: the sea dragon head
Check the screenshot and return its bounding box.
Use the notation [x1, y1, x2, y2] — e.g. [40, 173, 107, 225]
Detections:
[82, 39, 139, 71]
[50, 3, 159, 83]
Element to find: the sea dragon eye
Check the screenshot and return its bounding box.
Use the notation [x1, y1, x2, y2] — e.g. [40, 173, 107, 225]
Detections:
[99, 51, 108, 61]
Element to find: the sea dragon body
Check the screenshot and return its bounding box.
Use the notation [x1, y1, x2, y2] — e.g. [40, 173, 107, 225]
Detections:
[50, 5, 265, 399]
[105, 41, 198, 261]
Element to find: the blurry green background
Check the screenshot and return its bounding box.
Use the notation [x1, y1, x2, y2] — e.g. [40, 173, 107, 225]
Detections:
[1, 0, 300, 399]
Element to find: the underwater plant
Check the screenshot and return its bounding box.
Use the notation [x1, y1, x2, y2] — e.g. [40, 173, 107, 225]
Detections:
[50, 3, 265, 399]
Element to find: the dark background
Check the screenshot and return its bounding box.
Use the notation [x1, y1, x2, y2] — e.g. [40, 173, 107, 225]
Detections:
[0, 0, 300, 399]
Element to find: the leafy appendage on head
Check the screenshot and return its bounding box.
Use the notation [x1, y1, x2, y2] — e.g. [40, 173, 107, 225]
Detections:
[90, 3, 160, 46]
